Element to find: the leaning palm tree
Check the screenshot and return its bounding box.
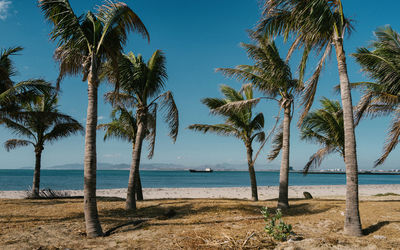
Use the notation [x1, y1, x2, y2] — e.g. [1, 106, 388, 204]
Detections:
[188, 84, 265, 201]
[256, 0, 362, 236]
[217, 37, 300, 208]
[352, 26, 400, 166]
[38, 0, 149, 236]
[103, 50, 178, 210]
[300, 98, 344, 173]
[2, 92, 83, 197]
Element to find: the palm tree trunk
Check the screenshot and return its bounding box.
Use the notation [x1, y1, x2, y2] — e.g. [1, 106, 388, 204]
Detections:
[278, 104, 291, 209]
[83, 62, 103, 237]
[32, 148, 42, 197]
[126, 109, 146, 209]
[135, 167, 143, 201]
[246, 143, 258, 201]
[334, 35, 363, 236]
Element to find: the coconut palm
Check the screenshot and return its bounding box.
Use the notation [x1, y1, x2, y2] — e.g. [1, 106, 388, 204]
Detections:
[256, 0, 362, 236]
[352, 26, 400, 166]
[38, 0, 149, 236]
[103, 50, 178, 210]
[2, 92, 83, 197]
[300, 98, 344, 173]
[217, 37, 300, 208]
[188, 84, 265, 201]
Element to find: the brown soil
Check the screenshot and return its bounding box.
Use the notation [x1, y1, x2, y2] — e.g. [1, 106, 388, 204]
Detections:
[1, 197, 400, 249]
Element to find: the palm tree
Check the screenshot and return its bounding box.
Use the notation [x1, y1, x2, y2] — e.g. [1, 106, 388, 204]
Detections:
[98, 106, 152, 203]
[217, 37, 300, 208]
[38, 0, 149, 236]
[256, 0, 362, 236]
[352, 26, 400, 166]
[188, 84, 265, 201]
[103, 50, 178, 210]
[2, 92, 83, 197]
[300, 98, 344, 173]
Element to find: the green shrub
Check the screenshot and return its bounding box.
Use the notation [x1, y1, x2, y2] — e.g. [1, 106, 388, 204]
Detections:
[261, 206, 293, 241]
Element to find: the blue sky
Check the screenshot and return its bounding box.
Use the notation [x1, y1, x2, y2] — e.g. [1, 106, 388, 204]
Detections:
[0, 0, 399, 170]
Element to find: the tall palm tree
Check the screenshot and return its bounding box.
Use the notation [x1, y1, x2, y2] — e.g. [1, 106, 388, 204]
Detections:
[352, 26, 400, 166]
[188, 84, 265, 201]
[300, 98, 344, 173]
[103, 50, 178, 210]
[217, 37, 300, 208]
[38, 0, 149, 237]
[2, 92, 83, 197]
[256, 0, 362, 236]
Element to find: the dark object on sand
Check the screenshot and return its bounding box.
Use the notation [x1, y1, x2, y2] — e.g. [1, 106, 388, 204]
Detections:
[303, 192, 313, 199]
[163, 209, 176, 218]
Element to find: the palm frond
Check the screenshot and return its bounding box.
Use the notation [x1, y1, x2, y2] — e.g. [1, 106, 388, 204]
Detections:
[267, 125, 283, 161]
[97, 106, 137, 143]
[187, 124, 240, 138]
[250, 113, 264, 131]
[375, 114, 400, 166]
[44, 122, 83, 143]
[4, 139, 33, 152]
[145, 50, 167, 99]
[1, 117, 36, 140]
[303, 146, 335, 174]
[298, 43, 332, 126]
[145, 103, 157, 159]
[38, 0, 87, 46]
[158, 91, 179, 141]
[212, 98, 260, 116]
[251, 131, 265, 143]
[96, 0, 149, 53]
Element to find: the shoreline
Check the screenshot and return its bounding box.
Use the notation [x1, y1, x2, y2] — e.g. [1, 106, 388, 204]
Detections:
[1, 184, 400, 200]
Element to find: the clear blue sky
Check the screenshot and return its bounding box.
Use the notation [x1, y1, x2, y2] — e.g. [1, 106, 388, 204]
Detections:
[0, 0, 399, 170]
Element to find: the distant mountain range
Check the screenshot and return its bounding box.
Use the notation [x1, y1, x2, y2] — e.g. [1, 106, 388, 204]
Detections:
[20, 162, 280, 171]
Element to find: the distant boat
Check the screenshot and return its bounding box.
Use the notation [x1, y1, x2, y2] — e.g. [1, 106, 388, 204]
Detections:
[189, 168, 213, 173]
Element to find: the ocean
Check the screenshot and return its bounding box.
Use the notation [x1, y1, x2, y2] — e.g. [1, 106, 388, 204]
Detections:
[1, 169, 400, 191]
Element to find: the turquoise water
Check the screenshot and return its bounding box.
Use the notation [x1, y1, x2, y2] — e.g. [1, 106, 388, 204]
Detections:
[0, 169, 400, 191]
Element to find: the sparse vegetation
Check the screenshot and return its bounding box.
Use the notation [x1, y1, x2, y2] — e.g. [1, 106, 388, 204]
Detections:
[1, 198, 400, 249]
[374, 193, 400, 197]
[261, 206, 293, 241]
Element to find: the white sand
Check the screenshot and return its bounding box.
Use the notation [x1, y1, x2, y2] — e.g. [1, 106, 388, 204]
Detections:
[1, 184, 400, 200]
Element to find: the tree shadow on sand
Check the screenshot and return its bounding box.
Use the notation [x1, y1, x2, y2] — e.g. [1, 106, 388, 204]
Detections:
[99, 199, 338, 236]
[362, 221, 400, 235]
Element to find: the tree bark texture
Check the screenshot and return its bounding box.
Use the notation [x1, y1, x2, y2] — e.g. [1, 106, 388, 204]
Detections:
[135, 167, 143, 201]
[126, 109, 146, 209]
[246, 143, 258, 201]
[278, 105, 291, 209]
[83, 62, 103, 237]
[334, 36, 363, 236]
[32, 148, 42, 197]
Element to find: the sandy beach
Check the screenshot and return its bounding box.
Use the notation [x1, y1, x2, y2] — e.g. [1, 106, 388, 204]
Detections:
[2, 184, 400, 200]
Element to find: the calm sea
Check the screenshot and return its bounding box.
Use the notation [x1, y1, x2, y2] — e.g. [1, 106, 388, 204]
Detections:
[1, 169, 400, 191]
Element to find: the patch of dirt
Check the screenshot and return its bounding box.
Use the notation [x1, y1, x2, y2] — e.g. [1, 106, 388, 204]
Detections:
[1, 198, 400, 249]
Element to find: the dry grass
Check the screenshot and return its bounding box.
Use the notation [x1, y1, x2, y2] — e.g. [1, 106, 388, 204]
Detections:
[1, 197, 400, 249]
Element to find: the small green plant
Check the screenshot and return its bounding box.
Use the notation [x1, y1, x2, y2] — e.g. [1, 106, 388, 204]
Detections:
[374, 192, 400, 197]
[261, 206, 293, 241]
